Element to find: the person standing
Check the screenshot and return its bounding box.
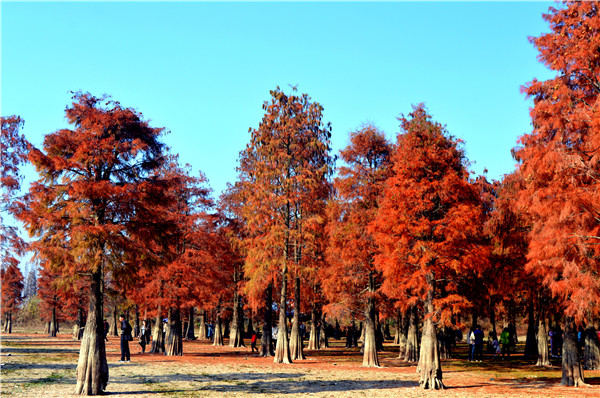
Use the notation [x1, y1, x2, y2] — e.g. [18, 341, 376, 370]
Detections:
[119, 314, 132, 362]
[250, 332, 258, 353]
[467, 328, 475, 362]
[474, 325, 484, 362]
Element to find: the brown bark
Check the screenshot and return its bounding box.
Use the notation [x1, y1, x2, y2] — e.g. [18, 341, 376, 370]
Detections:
[417, 286, 444, 390]
[229, 292, 244, 347]
[4, 312, 11, 334]
[75, 268, 108, 395]
[198, 310, 207, 340]
[584, 327, 600, 370]
[50, 306, 57, 337]
[362, 272, 379, 367]
[185, 307, 196, 341]
[289, 277, 305, 360]
[150, 307, 165, 353]
[165, 307, 183, 356]
[393, 311, 402, 345]
[77, 308, 85, 340]
[319, 314, 329, 348]
[561, 321, 587, 386]
[525, 299, 537, 359]
[213, 309, 224, 346]
[261, 283, 274, 357]
[404, 307, 419, 362]
[536, 317, 550, 367]
[274, 262, 292, 363]
[109, 308, 118, 337]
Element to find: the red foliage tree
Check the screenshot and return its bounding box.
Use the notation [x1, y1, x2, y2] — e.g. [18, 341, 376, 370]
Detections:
[17, 93, 176, 395]
[371, 105, 489, 389]
[238, 87, 333, 363]
[323, 125, 392, 366]
[515, 1, 600, 385]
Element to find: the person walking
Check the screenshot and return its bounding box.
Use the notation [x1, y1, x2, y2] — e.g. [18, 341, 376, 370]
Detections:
[119, 314, 132, 362]
[250, 332, 258, 353]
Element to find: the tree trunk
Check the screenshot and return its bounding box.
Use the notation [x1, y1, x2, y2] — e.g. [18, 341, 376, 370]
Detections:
[109, 308, 118, 337]
[489, 298, 497, 339]
[165, 307, 183, 356]
[198, 310, 207, 340]
[229, 293, 244, 347]
[561, 321, 586, 386]
[134, 306, 140, 338]
[398, 314, 408, 358]
[417, 284, 444, 390]
[536, 317, 550, 367]
[46, 321, 50, 334]
[404, 307, 419, 362]
[319, 314, 329, 349]
[150, 307, 165, 353]
[289, 277, 305, 360]
[75, 267, 108, 395]
[77, 308, 85, 340]
[362, 272, 379, 367]
[471, 309, 478, 330]
[246, 316, 254, 337]
[274, 264, 292, 364]
[394, 311, 402, 345]
[50, 306, 57, 337]
[185, 307, 196, 340]
[584, 327, 600, 370]
[261, 283, 274, 357]
[213, 310, 224, 346]
[525, 299, 537, 359]
[5, 312, 12, 334]
[308, 305, 320, 350]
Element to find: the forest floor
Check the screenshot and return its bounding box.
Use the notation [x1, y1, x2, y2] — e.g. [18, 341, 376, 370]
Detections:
[1, 331, 599, 397]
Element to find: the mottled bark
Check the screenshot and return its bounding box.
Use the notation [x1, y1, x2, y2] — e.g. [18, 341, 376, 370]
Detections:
[261, 283, 274, 357]
[198, 310, 207, 340]
[561, 322, 586, 387]
[536, 317, 550, 367]
[584, 327, 600, 370]
[229, 292, 244, 347]
[50, 306, 57, 337]
[165, 307, 183, 356]
[75, 268, 108, 395]
[417, 288, 444, 390]
[150, 307, 165, 353]
[213, 310, 224, 346]
[362, 273, 379, 367]
[289, 277, 305, 360]
[404, 307, 419, 362]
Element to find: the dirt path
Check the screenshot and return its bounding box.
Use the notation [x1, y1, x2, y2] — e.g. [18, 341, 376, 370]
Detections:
[1, 333, 599, 397]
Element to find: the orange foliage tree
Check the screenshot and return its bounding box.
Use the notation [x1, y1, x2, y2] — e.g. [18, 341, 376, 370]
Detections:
[238, 87, 333, 363]
[515, 1, 600, 384]
[323, 125, 392, 367]
[17, 93, 177, 395]
[371, 105, 489, 389]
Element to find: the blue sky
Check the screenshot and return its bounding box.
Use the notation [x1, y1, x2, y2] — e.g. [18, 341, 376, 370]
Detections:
[3, 1, 554, 199]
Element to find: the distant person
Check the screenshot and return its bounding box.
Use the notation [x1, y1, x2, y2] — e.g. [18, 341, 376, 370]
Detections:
[272, 325, 278, 346]
[103, 319, 109, 341]
[500, 327, 510, 359]
[474, 325, 484, 362]
[492, 336, 501, 358]
[139, 320, 150, 354]
[468, 328, 475, 362]
[250, 332, 258, 353]
[119, 314, 132, 362]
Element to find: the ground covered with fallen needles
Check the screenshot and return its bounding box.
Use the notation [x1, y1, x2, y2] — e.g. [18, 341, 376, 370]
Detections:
[1, 332, 599, 397]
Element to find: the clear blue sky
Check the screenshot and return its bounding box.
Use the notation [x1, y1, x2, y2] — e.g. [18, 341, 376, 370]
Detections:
[3, 1, 554, 199]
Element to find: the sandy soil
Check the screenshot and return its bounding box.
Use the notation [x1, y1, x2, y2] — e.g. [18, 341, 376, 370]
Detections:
[1, 333, 599, 397]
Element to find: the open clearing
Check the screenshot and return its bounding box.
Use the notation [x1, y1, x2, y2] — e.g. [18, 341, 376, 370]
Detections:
[1, 332, 599, 398]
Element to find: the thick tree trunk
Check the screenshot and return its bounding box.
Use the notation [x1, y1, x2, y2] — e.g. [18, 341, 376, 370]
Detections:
[319, 314, 329, 348]
[50, 306, 57, 337]
[289, 277, 305, 360]
[5, 312, 11, 334]
[75, 268, 108, 395]
[213, 311, 224, 346]
[404, 307, 419, 362]
[150, 307, 165, 353]
[471, 309, 478, 330]
[394, 311, 402, 345]
[229, 293, 244, 347]
[274, 265, 292, 364]
[584, 327, 600, 370]
[46, 321, 50, 334]
[362, 273, 379, 367]
[198, 310, 207, 340]
[525, 300, 537, 359]
[398, 314, 408, 358]
[165, 308, 183, 356]
[261, 283, 274, 357]
[246, 316, 254, 337]
[308, 306, 320, 350]
[77, 308, 85, 340]
[185, 307, 196, 340]
[417, 286, 444, 390]
[561, 322, 586, 386]
[536, 317, 550, 367]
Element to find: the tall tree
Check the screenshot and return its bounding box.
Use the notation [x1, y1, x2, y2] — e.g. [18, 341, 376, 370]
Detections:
[323, 125, 392, 367]
[17, 93, 175, 395]
[239, 87, 333, 364]
[371, 105, 489, 389]
[515, 1, 600, 387]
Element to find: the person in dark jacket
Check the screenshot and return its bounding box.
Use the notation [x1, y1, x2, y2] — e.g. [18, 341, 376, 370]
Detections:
[119, 314, 132, 362]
